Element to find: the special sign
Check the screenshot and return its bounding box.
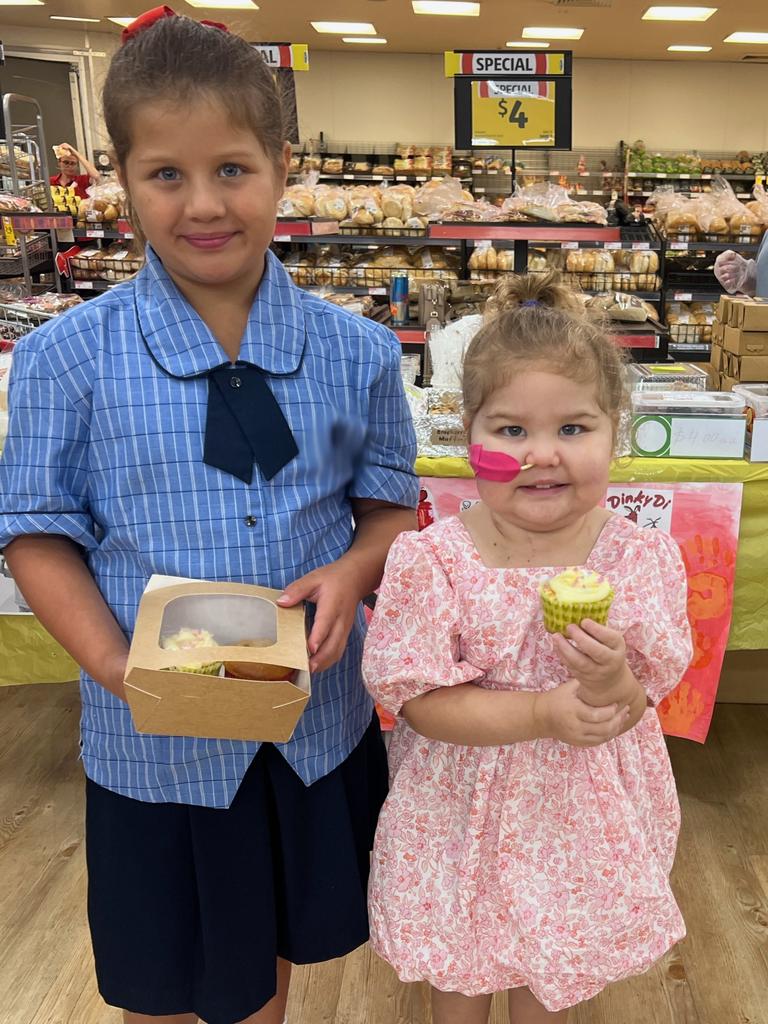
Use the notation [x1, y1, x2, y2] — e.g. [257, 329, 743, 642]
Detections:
[470, 80, 556, 147]
[252, 43, 309, 70]
[445, 51, 566, 77]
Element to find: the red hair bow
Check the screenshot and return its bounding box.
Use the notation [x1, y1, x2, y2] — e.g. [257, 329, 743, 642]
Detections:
[121, 5, 229, 45]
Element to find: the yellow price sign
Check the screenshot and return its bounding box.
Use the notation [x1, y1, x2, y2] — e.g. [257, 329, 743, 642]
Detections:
[2, 216, 17, 247]
[471, 80, 556, 147]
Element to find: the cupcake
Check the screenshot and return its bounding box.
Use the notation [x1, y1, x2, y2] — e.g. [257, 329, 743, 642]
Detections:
[224, 639, 296, 682]
[540, 568, 614, 635]
[161, 627, 222, 675]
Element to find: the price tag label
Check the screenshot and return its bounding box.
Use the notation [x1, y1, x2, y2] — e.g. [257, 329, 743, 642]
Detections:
[656, 173, 667, 179]
[470, 79, 556, 148]
[343, 174, 354, 180]
[273, 235, 291, 242]
[124, 232, 134, 240]
[670, 242, 689, 250]
[74, 281, 94, 290]
[679, 174, 691, 179]
[487, 170, 498, 175]
[674, 292, 693, 301]
[85, 229, 104, 238]
[604, 242, 621, 250]
[416, 176, 427, 182]
[396, 175, 407, 181]
[560, 242, 579, 249]
[370, 288, 387, 295]
[632, 242, 650, 250]
[472, 169, 483, 175]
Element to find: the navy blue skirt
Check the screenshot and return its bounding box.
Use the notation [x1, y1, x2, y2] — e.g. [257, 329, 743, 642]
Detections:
[85, 714, 388, 1024]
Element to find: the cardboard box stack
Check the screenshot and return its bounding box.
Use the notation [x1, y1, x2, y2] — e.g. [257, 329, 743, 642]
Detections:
[710, 296, 768, 392]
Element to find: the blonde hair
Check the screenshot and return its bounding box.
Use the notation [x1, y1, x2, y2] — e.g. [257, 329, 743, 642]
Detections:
[462, 270, 630, 440]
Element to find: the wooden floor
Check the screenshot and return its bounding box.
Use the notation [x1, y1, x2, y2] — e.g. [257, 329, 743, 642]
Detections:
[1, 683, 767, 1024]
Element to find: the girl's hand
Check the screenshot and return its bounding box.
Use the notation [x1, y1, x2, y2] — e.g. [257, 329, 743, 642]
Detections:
[277, 558, 363, 673]
[535, 678, 629, 748]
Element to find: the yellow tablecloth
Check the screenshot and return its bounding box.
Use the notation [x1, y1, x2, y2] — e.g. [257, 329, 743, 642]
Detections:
[2, 457, 767, 685]
[417, 456, 768, 652]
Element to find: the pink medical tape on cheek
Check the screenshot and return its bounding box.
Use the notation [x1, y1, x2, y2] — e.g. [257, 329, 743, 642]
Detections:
[468, 444, 532, 482]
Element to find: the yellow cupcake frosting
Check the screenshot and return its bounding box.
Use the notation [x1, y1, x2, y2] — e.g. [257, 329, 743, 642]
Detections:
[545, 568, 612, 603]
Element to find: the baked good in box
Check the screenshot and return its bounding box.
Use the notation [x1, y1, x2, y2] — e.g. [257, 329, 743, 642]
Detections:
[540, 568, 614, 635]
[373, 164, 395, 177]
[321, 157, 344, 174]
[314, 188, 348, 220]
[224, 639, 296, 681]
[161, 627, 222, 675]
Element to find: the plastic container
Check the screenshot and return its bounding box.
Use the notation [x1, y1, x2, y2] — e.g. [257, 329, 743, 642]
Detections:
[631, 390, 747, 459]
[626, 362, 709, 392]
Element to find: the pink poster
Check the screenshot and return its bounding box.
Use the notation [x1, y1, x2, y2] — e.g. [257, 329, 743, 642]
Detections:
[416, 478, 743, 743]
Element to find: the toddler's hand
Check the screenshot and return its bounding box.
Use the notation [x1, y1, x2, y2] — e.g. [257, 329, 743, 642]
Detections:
[552, 619, 627, 691]
[535, 679, 629, 748]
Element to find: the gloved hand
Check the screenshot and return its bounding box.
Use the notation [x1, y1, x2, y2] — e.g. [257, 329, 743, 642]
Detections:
[714, 250, 757, 295]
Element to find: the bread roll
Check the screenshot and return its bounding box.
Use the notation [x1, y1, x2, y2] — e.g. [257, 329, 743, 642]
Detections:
[667, 211, 699, 233]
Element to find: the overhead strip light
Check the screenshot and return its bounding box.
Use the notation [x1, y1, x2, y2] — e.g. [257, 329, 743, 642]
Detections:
[184, 1, 259, 9]
[412, 2, 480, 16]
[506, 40, 549, 48]
[642, 7, 717, 21]
[50, 15, 101, 22]
[0, 1, 45, 6]
[108, 17, 136, 27]
[724, 32, 768, 44]
[311, 21, 377, 34]
[668, 44, 712, 51]
[343, 37, 388, 44]
[522, 26, 584, 40]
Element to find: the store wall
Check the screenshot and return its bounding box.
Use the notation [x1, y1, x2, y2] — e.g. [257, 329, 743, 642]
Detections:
[296, 52, 768, 153]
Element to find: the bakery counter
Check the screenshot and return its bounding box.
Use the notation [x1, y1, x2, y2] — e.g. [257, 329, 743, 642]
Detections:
[416, 455, 768, 652]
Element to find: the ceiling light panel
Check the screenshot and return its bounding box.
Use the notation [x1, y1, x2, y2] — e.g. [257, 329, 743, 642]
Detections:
[311, 21, 377, 34]
[506, 41, 549, 48]
[108, 17, 136, 26]
[668, 44, 712, 51]
[412, 2, 481, 16]
[724, 32, 768, 44]
[342, 37, 388, 44]
[50, 15, 101, 21]
[642, 7, 717, 21]
[522, 26, 584, 40]
[184, 1, 259, 9]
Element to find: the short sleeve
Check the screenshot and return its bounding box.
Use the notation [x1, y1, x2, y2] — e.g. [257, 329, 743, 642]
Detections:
[362, 529, 483, 715]
[623, 531, 693, 706]
[0, 345, 97, 552]
[350, 327, 418, 509]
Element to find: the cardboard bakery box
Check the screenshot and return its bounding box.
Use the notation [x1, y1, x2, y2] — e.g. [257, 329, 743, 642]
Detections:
[719, 373, 738, 392]
[124, 576, 310, 743]
[725, 353, 768, 382]
[709, 345, 724, 373]
[711, 319, 724, 347]
[722, 326, 768, 357]
[730, 298, 768, 331]
[716, 295, 733, 325]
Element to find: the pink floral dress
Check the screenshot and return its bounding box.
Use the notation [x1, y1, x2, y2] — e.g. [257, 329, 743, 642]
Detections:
[362, 514, 693, 1011]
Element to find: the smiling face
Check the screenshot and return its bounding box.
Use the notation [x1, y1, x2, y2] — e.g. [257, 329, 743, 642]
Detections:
[469, 366, 615, 535]
[117, 95, 289, 300]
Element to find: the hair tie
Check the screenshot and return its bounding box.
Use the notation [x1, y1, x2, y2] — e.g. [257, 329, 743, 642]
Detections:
[121, 5, 229, 45]
[521, 299, 540, 307]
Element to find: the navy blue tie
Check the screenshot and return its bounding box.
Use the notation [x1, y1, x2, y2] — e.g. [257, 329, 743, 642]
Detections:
[203, 364, 299, 484]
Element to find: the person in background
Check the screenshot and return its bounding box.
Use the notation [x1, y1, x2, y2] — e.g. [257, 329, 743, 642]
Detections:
[714, 236, 768, 296]
[49, 141, 101, 198]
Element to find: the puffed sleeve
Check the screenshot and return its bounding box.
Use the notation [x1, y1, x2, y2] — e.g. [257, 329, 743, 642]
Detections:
[0, 344, 98, 552]
[362, 528, 483, 715]
[622, 530, 693, 706]
[349, 325, 418, 510]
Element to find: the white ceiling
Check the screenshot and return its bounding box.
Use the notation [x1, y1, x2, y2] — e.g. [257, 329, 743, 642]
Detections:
[4, 0, 768, 61]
